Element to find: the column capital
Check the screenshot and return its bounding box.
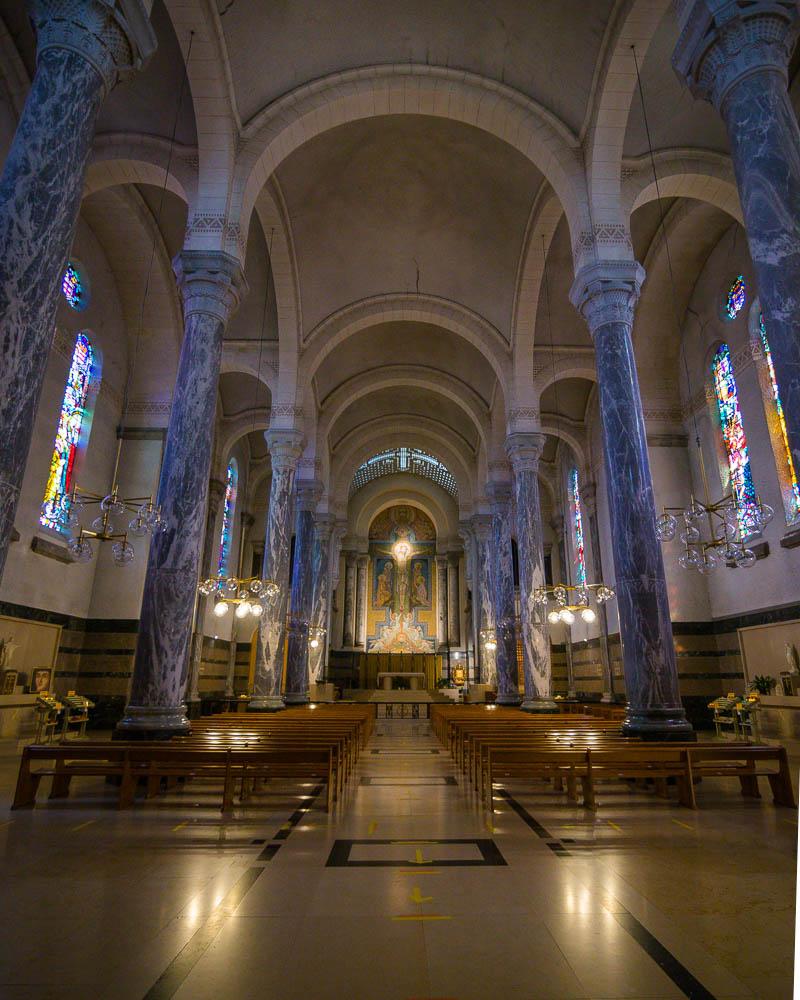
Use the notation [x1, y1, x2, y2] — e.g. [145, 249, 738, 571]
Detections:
[447, 551, 461, 566]
[295, 479, 323, 512]
[486, 480, 513, 510]
[173, 250, 248, 326]
[581, 481, 599, 517]
[471, 514, 493, 543]
[356, 553, 369, 569]
[344, 550, 358, 567]
[313, 513, 336, 543]
[30, 0, 157, 94]
[240, 510, 256, 531]
[435, 553, 449, 567]
[673, 1, 800, 109]
[208, 476, 226, 510]
[551, 512, 565, 541]
[265, 428, 304, 472]
[505, 432, 546, 473]
[569, 260, 645, 334]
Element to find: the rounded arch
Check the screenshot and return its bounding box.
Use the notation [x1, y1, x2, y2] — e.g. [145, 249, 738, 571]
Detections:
[232, 65, 585, 253]
[533, 358, 597, 398]
[85, 133, 196, 206]
[624, 150, 742, 223]
[349, 478, 460, 542]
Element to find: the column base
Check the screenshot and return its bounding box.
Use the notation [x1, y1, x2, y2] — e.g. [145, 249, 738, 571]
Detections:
[495, 692, 522, 706]
[520, 698, 560, 714]
[600, 692, 614, 703]
[621, 706, 695, 742]
[247, 695, 286, 712]
[115, 703, 190, 740]
[284, 691, 309, 705]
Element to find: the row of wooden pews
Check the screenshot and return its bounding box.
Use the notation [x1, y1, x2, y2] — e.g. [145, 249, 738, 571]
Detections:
[430, 704, 796, 812]
[12, 704, 374, 815]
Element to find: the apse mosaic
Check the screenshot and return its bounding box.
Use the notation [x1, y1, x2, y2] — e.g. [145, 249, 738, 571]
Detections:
[367, 505, 436, 653]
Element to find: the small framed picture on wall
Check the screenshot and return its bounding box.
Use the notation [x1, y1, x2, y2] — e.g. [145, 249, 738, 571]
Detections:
[30, 668, 52, 694]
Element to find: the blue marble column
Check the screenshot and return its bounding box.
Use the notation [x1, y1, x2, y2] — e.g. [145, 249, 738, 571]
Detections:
[506, 433, 557, 712]
[571, 261, 691, 738]
[472, 516, 496, 685]
[186, 477, 226, 706]
[553, 513, 577, 700]
[583, 482, 615, 702]
[284, 481, 322, 704]
[487, 483, 520, 706]
[119, 252, 246, 735]
[0, 1, 155, 582]
[308, 514, 335, 683]
[250, 429, 303, 711]
[225, 510, 255, 698]
[674, 2, 800, 476]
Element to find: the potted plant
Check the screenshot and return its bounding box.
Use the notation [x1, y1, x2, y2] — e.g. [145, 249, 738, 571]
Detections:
[749, 675, 777, 696]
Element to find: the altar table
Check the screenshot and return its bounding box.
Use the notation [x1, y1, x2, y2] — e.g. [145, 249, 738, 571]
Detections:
[377, 672, 427, 691]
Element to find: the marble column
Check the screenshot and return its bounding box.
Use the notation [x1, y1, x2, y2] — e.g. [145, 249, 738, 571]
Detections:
[674, 3, 800, 475]
[308, 515, 335, 683]
[0, 1, 155, 581]
[186, 477, 226, 706]
[250, 429, 303, 711]
[119, 252, 246, 736]
[583, 482, 614, 702]
[553, 514, 577, 700]
[472, 516, 496, 685]
[355, 555, 369, 648]
[342, 552, 357, 647]
[436, 556, 449, 648]
[506, 433, 557, 712]
[284, 481, 322, 705]
[447, 554, 461, 646]
[488, 483, 520, 706]
[458, 523, 480, 675]
[224, 510, 255, 698]
[571, 262, 691, 738]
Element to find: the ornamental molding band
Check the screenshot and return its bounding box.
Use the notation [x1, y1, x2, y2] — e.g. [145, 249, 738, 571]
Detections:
[172, 251, 248, 325]
[507, 407, 541, 428]
[30, 0, 157, 94]
[673, 1, 800, 109]
[572, 224, 634, 267]
[185, 213, 246, 257]
[270, 405, 304, 419]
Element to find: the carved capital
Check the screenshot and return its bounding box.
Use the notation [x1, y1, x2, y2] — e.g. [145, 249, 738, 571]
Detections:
[569, 260, 645, 336]
[313, 513, 336, 544]
[471, 514, 493, 544]
[581, 481, 598, 517]
[30, 0, 156, 94]
[505, 432, 546, 474]
[207, 476, 226, 512]
[173, 251, 247, 326]
[264, 428, 304, 472]
[295, 479, 323, 513]
[486, 480, 513, 512]
[673, 1, 800, 108]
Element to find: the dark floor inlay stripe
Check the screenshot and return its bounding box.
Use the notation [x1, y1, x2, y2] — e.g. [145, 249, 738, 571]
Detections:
[614, 912, 719, 1000]
[494, 789, 554, 839]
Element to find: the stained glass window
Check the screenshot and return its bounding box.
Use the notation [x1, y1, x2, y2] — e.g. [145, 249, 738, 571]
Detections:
[40, 333, 94, 531]
[61, 263, 85, 311]
[569, 468, 587, 588]
[759, 313, 800, 522]
[712, 343, 759, 536]
[725, 275, 746, 320]
[218, 459, 238, 576]
[350, 447, 457, 497]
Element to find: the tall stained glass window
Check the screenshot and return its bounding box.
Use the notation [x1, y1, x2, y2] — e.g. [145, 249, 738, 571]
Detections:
[218, 459, 238, 577]
[61, 263, 86, 311]
[569, 468, 587, 588]
[759, 313, 800, 522]
[712, 343, 759, 536]
[725, 275, 746, 320]
[40, 333, 94, 531]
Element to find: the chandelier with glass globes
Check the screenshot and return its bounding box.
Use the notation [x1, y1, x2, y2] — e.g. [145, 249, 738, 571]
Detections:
[533, 583, 616, 626]
[45, 484, 164, 566]
[199, 575, 280, 620]
[655, 492, 773, 573]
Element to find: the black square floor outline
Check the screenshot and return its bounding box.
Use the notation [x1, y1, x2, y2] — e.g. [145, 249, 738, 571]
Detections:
[325, 838, 508, 867]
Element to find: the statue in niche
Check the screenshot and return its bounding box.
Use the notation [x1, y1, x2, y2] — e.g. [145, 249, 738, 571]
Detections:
[375, 559, 394, 608]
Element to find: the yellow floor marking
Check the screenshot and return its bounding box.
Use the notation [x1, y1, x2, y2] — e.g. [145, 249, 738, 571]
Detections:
[484, 819, 495, 834]
[398, 870, 441, 875]
[70, 819, 96, 833]
[606, 820, 622, 832]
[391, 915, 452, 921]
[367, 821, 378, 835]
[671, 819, 694, 831]
[391, 840, 437, 845]
[411, 887, 433, 904]
[411, 848, 432, 865]
[172, 821, 188, 832]
[783, 818, 798, 826]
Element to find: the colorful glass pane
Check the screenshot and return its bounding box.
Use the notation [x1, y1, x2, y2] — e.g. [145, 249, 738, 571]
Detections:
[40, 333, 94, 531]
[218, 459, 238, 577]
[725, 275, 746, 320]
[61, 263, 84, 310]
[569, 468, 587, 588]
[712, 343, 759, 536]
[759, 313, 800, 520]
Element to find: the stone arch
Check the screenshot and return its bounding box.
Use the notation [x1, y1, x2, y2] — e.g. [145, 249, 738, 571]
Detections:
[533, 358, 597, 398]
[624, 149, 742, 223]
[86, 133, 196, 205]
[349, 478, 460, 542]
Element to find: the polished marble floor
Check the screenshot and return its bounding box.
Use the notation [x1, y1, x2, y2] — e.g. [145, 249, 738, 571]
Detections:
[0, 722, 796, 1000]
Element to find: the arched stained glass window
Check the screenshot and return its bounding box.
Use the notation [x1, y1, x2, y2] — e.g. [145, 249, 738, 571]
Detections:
[40, 333, 94, 531]
[218, 459, 238, 577]
[758, 313, 800, 523]
[569, 468, 587, 588]
[350, 447, 457, 497]
[61, 263, 86, 311]
[725, 275, 746, 320]
[711, 343, 759, 536]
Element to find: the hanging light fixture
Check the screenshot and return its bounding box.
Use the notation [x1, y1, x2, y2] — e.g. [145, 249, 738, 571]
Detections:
[52, 35, 197, 566]
[199, 574, 279, 618]
[630, 46, 772, 574]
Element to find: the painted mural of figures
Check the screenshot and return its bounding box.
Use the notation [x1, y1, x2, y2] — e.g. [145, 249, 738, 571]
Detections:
[396, 567, 409, 612]
[375, 560, 394, 607]
[411, 560, 428, 606]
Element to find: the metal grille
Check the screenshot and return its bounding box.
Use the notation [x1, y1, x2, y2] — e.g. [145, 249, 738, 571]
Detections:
[350, 447, 458, 498]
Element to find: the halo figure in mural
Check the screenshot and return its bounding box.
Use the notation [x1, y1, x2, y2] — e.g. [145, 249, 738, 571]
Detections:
[375, 559, 394, 607]
[411, 560, 429, 606]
